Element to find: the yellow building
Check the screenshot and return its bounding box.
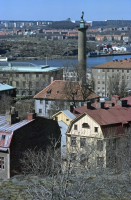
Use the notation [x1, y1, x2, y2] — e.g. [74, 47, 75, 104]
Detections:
[66, 112, 106, 169]
[52, 109, 76, 126]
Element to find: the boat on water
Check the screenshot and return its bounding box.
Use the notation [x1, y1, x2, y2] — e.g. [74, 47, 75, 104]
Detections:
[0, 57, 8, 62]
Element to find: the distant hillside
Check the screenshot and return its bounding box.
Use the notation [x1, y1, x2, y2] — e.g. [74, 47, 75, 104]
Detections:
[46, 21, 77, 30]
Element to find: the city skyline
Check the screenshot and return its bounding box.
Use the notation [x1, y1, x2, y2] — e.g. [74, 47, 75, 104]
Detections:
[0, 0, 131, 21]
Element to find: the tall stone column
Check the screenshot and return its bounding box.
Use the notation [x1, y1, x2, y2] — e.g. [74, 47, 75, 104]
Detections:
[77, 12, 88, 84]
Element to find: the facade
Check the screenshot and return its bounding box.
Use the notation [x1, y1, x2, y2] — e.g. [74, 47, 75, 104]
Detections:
[66, 97, 131, 169]
[52, 110, 76, 159]
[34, 80, 99, 118]
[0, 107, 61, 179]
[92, 58, 131, 97]
[0, 83, 16, 100]
[0, 64, 63, 97]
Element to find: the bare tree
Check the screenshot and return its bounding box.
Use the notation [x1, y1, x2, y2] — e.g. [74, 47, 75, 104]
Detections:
[19, 129, 131, 200]
[108, 73, 127, 99]
[0, 94, 13, 114]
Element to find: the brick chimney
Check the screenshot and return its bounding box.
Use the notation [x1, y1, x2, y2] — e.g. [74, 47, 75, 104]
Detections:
[27, 107, 36, 120]
[87, 101, 91, 109]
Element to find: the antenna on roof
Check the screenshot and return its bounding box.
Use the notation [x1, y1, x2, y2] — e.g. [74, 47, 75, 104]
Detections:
[46, 55, 48, 65]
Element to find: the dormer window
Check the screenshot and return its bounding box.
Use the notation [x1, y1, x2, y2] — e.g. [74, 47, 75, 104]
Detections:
[47, 88, 52, 94]
[1, 135, 6, 139]
[82, 123, 90, 128]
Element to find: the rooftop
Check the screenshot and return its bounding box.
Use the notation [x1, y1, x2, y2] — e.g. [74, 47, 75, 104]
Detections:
[72, 97, 131, 126]
[0, 65, 63, 73]
[92, 58, 131, 69]
[62, 110, 76, 120]
[0, 116, 33, 148]
[34, 80, 99, 101]
[0, 83, 15, 91]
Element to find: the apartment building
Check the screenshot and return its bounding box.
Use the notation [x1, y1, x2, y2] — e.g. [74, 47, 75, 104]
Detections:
[0, 64, 63, 97]
[66, 96, 131, 169]
[34, 80, 99, 118]
[92, 58, 131, 97]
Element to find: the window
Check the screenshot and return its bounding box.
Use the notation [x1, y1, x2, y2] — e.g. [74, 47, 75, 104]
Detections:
[3, 73, 6, 77]
[102, 75, 105, 79]
[102, 87, 105, 91]
[113, 139, 116, 150]
[127, 76, 129, 79]
[66, 119, 69, 121]
[36, 74, 39, 78]
[70, 153, 76, 161]
[29, 81, 32, 88]
[23, 81, 26, 87]
[98, 81, 100, 84]
[45, 100, 48, 104]
[71, 137, 76, 146]
[102, 93, 104, 96]
[29, 74, 32, 78]
[102, 81, 105, 84]
[1, 135, 6, 139]
[117, 70, 119, 72]
[122, 76, 124, 79]
[82, 123, 90, 128]
[97, 75, 100, 79]
[80, 154, 87, 165]
[40, 100, 43, 104]
[10, 81, 12, 86]
[98, 69, 100, 73]
[127, 70, 129, 73]
[107, 69, 109, 72]
[80, 138, 86, 148]
[39, 109, 42, 113]
[112, 69, 114, 72]
[36, 82, 39, 87]
[107, 75, 109, 79]
[94, 127, 98, 132]
[16, 74, 19, 77]
[97, 140, 103, 151]
[0, 157, 4, 169]
[127, 82, 129, 86]
[112, 75, 114, 78]
[122, 70, 124, 73]
[74, 124, 77, 130]
[29, 91, 32, 95]
[102, 69, 105, 72]
[97, 157, 104, 167]
[23, 74, 25, 77]
[16, 81, 19, 87]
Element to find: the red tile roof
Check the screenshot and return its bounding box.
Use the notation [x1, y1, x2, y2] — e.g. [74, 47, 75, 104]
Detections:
[92, 59, 131, 69]
[73, 103, 131, 126]
[34, 80, 99, 101]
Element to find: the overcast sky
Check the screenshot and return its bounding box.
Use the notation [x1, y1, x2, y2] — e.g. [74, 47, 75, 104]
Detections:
[0, 0, 131, 21]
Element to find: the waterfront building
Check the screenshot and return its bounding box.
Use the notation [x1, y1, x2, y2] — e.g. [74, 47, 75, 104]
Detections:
[92, 58, 131, 97]
[0, 64, 63, 97]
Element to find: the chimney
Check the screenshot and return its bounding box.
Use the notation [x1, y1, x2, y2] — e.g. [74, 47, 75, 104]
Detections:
[97, 102, 105, 109]
[27, 107, 36, 120]
[117, 100, 128, 107]
[87, 101, 91, 109]
[5, 107, 19, 125]
[108, 102, 114, 107]
[70, 105, 74, 113]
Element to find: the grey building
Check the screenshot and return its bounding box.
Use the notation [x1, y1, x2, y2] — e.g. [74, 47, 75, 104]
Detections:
[0, 63, 63, 97]
[92, 58, 131, 97]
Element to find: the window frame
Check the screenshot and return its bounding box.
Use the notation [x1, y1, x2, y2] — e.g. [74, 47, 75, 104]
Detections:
[82, 123, 90, 129]
[71, 137, 76, 146]
[39, 109, 42, 113]
[74, 124, 77, 130]
[80, 138, 86, 148]
[94, 127, 98, 132]
[0, 157, 4, 170]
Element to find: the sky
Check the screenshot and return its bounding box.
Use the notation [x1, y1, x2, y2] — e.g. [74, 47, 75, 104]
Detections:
[0, 0, 131, 21]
